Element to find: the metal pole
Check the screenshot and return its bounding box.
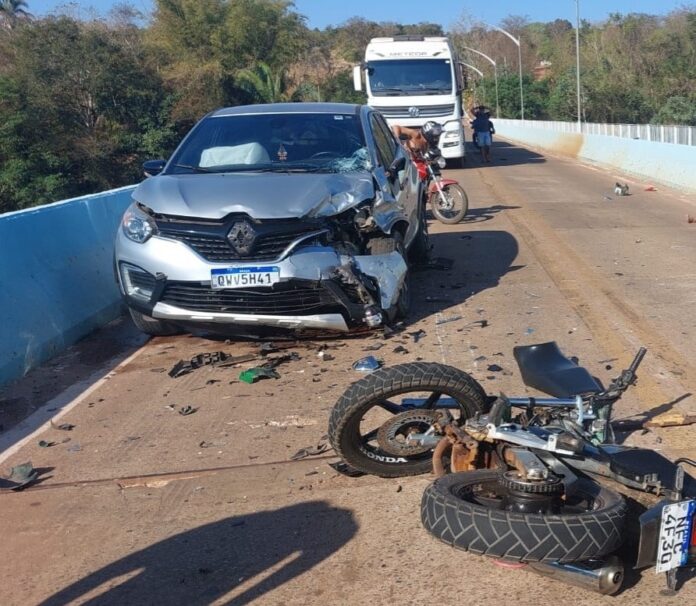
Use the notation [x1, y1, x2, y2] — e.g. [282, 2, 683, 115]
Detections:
[486, 24, 524, 120]
[463, 47, 500, 118]
[517, 42, 524, 120]
[575, 0, 582, 132]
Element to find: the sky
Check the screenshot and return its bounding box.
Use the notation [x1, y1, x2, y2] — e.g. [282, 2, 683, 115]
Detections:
[27, 0, 693, 28]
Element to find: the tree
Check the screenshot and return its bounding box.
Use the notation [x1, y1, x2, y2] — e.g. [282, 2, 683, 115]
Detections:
[0, 0, 31, 30]
[236, 62, 290, 103]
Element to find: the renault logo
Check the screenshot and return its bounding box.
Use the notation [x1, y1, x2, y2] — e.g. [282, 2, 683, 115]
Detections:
[227, 220, 257, 255]
[408, 106, 420, 118]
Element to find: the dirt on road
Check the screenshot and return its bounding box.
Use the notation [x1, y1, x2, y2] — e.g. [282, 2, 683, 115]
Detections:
[1, 139, 695, 606]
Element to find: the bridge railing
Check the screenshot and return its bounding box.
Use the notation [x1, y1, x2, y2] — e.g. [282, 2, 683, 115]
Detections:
[495, 119, 696, 146]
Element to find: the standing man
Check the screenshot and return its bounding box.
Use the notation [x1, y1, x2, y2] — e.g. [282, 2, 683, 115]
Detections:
[471, 108, 495, 163]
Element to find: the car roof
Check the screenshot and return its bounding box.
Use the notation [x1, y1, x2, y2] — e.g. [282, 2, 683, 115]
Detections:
[211, 103, 363, 117]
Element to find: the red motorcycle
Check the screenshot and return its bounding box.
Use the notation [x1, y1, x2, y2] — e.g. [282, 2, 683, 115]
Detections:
[414, 121, 469, 225]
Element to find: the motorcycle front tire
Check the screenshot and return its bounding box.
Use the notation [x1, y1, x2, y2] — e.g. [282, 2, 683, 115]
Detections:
[328, 363, 487, 478]
[421, 470, 627, 563]
[429, 184, 468, 224]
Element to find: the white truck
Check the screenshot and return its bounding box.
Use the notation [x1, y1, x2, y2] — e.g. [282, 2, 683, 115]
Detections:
[353, 35, 466, 167]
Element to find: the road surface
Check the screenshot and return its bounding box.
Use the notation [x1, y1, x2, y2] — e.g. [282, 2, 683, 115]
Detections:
[1, 139, 695, 605]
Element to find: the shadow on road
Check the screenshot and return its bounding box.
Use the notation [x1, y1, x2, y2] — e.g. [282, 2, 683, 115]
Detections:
[39, 500, 358, 606]
[409, 229, 520, 323]
[464, 139, 546, 167]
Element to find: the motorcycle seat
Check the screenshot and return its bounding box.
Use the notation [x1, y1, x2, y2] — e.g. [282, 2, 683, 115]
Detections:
[513, 342, 602, 398]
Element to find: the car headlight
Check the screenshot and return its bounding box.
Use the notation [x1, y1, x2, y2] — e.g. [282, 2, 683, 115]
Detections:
[122, 202, 158, 243]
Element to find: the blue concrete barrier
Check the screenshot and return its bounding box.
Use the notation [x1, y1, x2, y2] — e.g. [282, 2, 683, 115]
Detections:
[494, 122, 696, 193]
[0, 186, 135, 387]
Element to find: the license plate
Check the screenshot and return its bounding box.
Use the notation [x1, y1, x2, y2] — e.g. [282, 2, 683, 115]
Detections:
[656, 500, 696, 573]
[211, 266, 280, 290]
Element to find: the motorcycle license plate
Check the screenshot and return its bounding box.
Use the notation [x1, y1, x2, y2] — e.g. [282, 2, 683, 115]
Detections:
[211, 266, 280, 290]
[655, 500, 696, 573]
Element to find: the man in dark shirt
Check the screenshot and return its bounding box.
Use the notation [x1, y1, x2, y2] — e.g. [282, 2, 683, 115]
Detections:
[471, 109, 495, 162]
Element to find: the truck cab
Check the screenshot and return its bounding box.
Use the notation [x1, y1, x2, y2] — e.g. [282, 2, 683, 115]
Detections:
[354, 35, 466, 167]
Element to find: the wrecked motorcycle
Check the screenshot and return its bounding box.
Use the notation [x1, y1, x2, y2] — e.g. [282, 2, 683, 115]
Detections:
[328, 343, 696, 594]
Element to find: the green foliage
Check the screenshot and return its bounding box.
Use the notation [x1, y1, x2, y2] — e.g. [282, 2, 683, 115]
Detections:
[2, 4, 696, 212]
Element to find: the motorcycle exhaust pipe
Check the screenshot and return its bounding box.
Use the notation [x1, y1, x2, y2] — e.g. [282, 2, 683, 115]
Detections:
[528, 556, 624, 595]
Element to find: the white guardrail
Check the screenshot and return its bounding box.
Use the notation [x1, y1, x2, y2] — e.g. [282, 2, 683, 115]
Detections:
[495, 119, 696, 146]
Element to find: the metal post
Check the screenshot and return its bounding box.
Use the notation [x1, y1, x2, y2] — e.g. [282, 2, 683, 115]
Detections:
[463, 47, 500, 118]
[575, 0, 582, 132]
[487, 24, 524, 120]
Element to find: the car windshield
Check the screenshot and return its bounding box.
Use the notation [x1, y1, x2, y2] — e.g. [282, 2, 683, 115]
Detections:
[367, 59, 453, 96]
[167, 112, 369, 175]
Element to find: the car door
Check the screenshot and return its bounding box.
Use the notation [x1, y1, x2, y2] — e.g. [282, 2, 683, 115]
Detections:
[368, 112, 418, 245]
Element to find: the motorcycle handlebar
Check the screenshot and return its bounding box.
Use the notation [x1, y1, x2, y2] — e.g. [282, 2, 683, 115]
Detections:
[628, 347, 647, 373]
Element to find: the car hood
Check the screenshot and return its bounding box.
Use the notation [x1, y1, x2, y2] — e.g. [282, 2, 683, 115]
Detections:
[132, 171, 376, 220]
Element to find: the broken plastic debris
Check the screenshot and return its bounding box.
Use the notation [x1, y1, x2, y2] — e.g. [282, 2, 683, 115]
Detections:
[168, 351, 258, 378]
[290, 436, 331, 460]
[239, 367, 280, 384]
[436, 315, 462, 325]
[363, 342, 384, 351]
[317, 351, 335, 361]
[38, 440, 56, 448]
[408, 329, 426, 343]
[178, 405, 198, 416]
[352, 356, 383, 372]
[328, 461, 366, 477]
[393, 345, 409, 354]
[1, 462, 39, 491]
[487, 364, 504, 372]
[50, 421, 75, 431]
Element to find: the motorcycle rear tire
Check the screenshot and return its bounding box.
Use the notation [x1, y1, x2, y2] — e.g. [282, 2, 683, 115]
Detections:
[421, 470, 627, 563]
[328, 363, 487, 478]
[429, 184, 468, 224]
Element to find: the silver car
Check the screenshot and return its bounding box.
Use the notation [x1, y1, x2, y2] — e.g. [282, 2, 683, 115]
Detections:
[115, 103, 428, 336]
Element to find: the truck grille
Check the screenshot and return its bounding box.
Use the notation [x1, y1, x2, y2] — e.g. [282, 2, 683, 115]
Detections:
[372, 104, 455, 119]
[160, 281, 341, 315]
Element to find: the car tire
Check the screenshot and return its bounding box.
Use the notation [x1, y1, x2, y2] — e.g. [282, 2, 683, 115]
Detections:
[408, 197, 431, 263]
[367, 234, 409, 321]
[129, 308, 182, 337]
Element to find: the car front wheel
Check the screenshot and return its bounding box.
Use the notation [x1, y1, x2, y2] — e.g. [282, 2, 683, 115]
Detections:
[128, 308, 182, 336]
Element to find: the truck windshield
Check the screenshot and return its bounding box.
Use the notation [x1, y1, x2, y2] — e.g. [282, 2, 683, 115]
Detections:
[367, 59, 453, 96]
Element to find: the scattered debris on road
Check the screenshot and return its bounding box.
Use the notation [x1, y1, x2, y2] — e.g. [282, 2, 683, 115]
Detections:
[50, 421, 75, 431]
[1, 462, 38, 491]
[352, 356, 383, 372]
[168, 351, 258, 378]
[363, 342, 384, 352]
[290, 435, 331, 460]
[408, 329, 426, 343]
[38, 440, 56, 448]
[436, 315, 462, 325]
[393, 345, 409, 354]
[178, 405, 198, 416]
[239, 367, 280, 384]
[328, 461, 366, 477]
[644, 412, 696, 429]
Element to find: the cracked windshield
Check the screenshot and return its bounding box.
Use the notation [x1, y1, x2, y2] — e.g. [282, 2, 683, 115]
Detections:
[169, 112, 368, 174]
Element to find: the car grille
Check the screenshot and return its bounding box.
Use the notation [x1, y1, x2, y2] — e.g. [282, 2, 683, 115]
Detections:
[160, 281, 341, 315]
[158, 227, 319, 262]
[372, 104, 455, 119]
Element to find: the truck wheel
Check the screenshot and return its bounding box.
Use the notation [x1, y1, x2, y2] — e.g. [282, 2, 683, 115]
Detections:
[129, 308, 182, 336]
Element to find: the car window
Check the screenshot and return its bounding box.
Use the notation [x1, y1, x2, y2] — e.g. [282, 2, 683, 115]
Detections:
[167, 112, 368, 174]
[370, 113, 396, 168]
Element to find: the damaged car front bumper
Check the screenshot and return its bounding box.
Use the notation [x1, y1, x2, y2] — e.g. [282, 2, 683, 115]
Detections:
[115, 232, 407, 333]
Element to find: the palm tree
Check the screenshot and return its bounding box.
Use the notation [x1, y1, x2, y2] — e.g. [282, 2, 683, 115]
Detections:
[0, 0, 32, 30]
[236, 62, 290, 103]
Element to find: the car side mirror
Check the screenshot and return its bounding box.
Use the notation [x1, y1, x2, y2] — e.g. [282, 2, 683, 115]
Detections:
[386, 155, 406, 181]
[143, 159, 166, 177]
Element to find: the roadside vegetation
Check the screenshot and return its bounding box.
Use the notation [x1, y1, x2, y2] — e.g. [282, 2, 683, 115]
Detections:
[1, 1, 695, 212]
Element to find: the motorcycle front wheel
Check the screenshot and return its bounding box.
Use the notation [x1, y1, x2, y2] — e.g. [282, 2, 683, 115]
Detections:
[421, 470, 627, 563]
[328, 363, 487, 477]
[429, 184, 468, 224]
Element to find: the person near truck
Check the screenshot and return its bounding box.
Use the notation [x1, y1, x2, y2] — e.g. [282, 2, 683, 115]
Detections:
[471, 108, 495, 163]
